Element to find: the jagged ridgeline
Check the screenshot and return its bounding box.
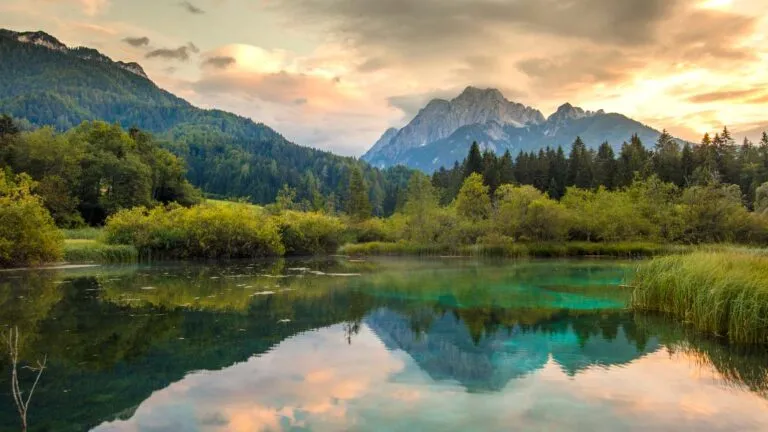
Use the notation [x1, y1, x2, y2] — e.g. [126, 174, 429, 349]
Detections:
[364, 86, 675, 172]
[0, 29, 411, 213]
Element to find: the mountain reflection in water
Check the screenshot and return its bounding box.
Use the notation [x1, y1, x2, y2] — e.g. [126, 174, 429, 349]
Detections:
[0, 258, 765, 431]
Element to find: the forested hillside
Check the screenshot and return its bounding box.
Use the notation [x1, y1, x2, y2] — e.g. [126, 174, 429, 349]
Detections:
[0, 29, 411, 214]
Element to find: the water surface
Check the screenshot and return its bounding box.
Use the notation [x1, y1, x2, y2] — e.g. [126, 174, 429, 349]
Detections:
[0, 258, 766, 431]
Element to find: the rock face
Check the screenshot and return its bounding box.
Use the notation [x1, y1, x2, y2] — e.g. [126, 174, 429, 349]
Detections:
[364, 87, 544, 166]
[0, 29, 149, 79]
[362, 87, 667, 172]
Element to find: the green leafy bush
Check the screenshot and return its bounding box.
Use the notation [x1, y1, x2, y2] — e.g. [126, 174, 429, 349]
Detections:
[0, 172, 63, 267]
[277, 211, 346, 255]
[104, 204, 284, 258]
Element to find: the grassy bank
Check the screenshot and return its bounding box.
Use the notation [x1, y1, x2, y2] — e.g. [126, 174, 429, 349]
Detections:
[340, 241, 687, 258]
[63, 239, 138, 264]
[631, 251, 768, 344]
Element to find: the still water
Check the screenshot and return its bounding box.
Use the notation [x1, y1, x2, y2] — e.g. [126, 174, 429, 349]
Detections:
[0, 258, 766, 431]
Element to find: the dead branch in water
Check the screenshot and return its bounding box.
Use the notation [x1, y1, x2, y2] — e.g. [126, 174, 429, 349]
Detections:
[7, 327, 46, 432]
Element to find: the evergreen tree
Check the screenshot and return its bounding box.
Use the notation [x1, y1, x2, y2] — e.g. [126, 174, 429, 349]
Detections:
[498, 150, 515, 186]
[652, 129, 682, 186]
[464, 141, 483, 178]
[346, 167, 371, 221]
[593, 142, 617, 190]
[567, 137, 593, 188]
[681, 143, 695, 186]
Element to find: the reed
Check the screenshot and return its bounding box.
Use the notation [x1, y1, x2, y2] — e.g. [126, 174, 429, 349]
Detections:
[340, 241, 683, 258]
[61, 227, 103, 240]
[63, 240, 138, 264]
[631, 250, 768, 344]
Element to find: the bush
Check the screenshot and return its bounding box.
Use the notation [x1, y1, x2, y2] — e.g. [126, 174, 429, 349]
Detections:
[348, 217, 395, 243]
[104, 204, 284, 258]
[0, 172, 63, 267]
[277, 211, 346, 255]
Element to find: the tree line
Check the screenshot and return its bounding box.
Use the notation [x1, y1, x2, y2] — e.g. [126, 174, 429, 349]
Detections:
[431, 128, 768, 208]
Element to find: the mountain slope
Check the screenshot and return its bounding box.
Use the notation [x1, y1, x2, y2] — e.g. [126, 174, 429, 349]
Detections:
[363, 87, 669, 172]
[0, 29, 410, 212]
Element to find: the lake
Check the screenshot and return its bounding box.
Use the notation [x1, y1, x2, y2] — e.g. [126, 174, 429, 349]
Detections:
[0, 258, 767, 431]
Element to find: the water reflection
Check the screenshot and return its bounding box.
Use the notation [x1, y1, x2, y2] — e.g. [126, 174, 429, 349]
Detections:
[0, 258, 766, 431]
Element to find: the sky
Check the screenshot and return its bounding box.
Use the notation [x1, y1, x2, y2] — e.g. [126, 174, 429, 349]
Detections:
[3, 0, 768, 156]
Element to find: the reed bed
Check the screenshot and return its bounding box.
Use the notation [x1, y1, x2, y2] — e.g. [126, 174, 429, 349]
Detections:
[631, 251, 768, 344]
[63, 239, 138, 264]
[340, 241, 683, 258]
[61, 227, 103, 240]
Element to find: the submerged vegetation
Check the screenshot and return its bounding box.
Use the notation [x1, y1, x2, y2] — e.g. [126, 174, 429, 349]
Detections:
[631, 251, 768, 344]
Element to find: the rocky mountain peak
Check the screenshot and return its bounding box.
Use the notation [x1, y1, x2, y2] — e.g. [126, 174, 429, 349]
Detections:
[1, 28, 150, 80]
[13, 30, 68, 52]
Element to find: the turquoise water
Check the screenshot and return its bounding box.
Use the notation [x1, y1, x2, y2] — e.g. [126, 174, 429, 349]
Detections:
[0, 258, 766, 431]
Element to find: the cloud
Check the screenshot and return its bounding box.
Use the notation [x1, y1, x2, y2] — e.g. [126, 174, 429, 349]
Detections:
[387, 88, 466, 119]
[687, 89, 763, 103]
[270, 0, 678, 57]
[146, 42, 199, 61]
[122, 36, 150, 47]
[202, 56, 237, 69]
[179, 1, 205, 14]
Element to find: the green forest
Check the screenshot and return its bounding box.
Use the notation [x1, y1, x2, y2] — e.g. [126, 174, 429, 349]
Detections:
[3, 110, 768, 267]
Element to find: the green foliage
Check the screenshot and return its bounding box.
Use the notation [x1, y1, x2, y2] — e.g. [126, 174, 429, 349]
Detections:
[1, 121, 201, 225]
[62, 227, 103, 240]
[632, 251, 768, 344]
[63, 239, 137, 263]
[0, 171, 63, 267]
[276, 211, 346, 255]
[403, 172, 440, 242]
[756, 182, 768, 215]
[103, 204, 284, 259]
[455, 173, 491, 222]
[346, 167, 372, 221]
[0, 33, 413, 215]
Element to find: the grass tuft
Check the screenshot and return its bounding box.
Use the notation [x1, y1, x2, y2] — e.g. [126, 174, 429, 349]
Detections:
[63, 239, 138, 264]
[61, 227, 103, 240]
[340, 241, 685, 258]
[631, 250, 768, 345]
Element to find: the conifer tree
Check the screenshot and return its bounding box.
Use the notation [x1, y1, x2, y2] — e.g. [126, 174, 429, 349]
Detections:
[346, 167, 371, 221]
[464, 141, 484, 178]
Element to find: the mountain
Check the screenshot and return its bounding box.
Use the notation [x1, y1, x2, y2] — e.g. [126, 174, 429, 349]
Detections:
[0, 29, 410, 213]
[362, 87, 668, 172]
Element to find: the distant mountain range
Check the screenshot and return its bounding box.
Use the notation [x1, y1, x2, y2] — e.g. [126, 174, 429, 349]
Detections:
[0, 28, 409, 212]
[363, 87, 674, 172]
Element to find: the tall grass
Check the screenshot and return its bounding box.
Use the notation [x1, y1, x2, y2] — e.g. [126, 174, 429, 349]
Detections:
[631, 251, 768, 344]
[61, 227, 103, 240]
[340, 241, 685, 258]
[63, 240, 138, 264]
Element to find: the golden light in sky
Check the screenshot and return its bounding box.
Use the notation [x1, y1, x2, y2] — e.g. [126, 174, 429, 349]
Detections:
[3, 0, 768, 154]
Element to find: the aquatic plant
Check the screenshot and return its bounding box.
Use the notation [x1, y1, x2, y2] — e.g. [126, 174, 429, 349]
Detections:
[63, 240, 138, 263]
[631, 251, 768, 344]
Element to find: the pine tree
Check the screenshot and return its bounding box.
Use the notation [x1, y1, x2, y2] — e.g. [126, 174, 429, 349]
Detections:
[681, 143, 694, 186]
[652, 129, 682, 186]
[594, 142, 617, 189]
[464, 141, 483, 178]
[346, 167, 371, 221]
[567, 137, 593, 188]
[498, 150, 515, 186]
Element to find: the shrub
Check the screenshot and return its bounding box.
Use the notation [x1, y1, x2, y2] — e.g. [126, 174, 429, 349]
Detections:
[277, 211, 346, 255]
[0, 172, 63, 267]
[104, 204, 284, 258]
